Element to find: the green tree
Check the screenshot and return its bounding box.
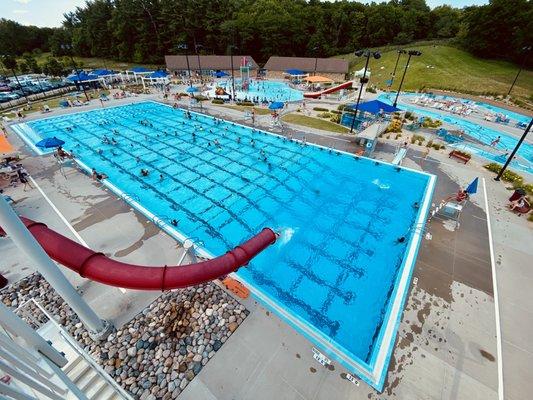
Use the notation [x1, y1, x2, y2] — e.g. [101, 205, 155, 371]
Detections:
[42, 57, 65, 77]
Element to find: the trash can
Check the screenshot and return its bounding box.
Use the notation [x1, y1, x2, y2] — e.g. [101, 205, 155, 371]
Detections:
[509, 188, 526, 201]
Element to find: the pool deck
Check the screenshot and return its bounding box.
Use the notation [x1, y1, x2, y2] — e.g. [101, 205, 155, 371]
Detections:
[1, 94, 532, 399]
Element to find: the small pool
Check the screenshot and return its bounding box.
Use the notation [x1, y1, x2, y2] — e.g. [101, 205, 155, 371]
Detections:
[208, 79, 303, 102]
[379, 93, 533, 175]
[13, 101, 434, 389]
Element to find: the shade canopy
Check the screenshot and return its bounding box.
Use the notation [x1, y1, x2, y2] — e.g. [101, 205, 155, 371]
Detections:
[66, 72, 99, 82]
[285, 69, 305, 76]
[213, 70, 229, 78]
[0, 136, 14, 154]
[147, 70, 168, 79]
[305, 75, 333, 83]
[36, 137, 65, 148]
[91, 69, 115, 76]
[348, 100, 399, 114]
[130, 66, 152, 73]
[186, 86, 200, 93]
[268, 102, 284, 110]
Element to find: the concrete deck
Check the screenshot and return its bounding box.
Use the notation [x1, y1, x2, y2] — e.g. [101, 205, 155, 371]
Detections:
[1, 93, 531, 399]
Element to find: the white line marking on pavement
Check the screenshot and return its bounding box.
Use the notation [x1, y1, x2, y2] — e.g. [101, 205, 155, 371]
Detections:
[29, 176, 89, 247]
[482, 178, 504, 400]
[29, 176, 127, 294]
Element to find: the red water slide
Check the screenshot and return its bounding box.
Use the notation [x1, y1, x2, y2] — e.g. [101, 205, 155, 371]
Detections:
[1, 217, 276, 291]
[303, 81, 353, 99]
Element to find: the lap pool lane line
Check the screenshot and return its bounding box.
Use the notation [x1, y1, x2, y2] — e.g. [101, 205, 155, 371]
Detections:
[481, 178, 504, 400]
[28, 175, 128, 294]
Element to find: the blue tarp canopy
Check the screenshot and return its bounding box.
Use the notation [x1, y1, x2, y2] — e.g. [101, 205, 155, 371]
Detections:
[66, 72, 99, 82]
[213, 70, 229, 78]
[285, 69, 305, 76]
[130, 66, 151, 73]
[186, 86, 199, 93]
[36, 137, 65, 148]
[347, 100, 399, 114]
[147, 70, 168, 79]
[91, 69, 115, 76]
[269, 102, 284, 110]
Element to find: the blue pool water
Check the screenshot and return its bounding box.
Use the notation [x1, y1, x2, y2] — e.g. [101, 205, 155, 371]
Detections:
[214, 79, 303, 102]
[16, 101, 433, 386]
[379, 93, 533, 175]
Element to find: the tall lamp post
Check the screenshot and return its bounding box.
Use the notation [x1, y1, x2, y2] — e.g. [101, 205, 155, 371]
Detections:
[195, 44, 204, 83]
[312, 46, 319, 75]
[60, 44, 89, 102]
[388, 49, 406, 89]
[229, 44, 238, 101]
[495, 118, 532, 181]
[349, 49, 381, 134]
[507, 46, 531, 97]
[177, 43, 192, 87]
[393, 49, 421, 107]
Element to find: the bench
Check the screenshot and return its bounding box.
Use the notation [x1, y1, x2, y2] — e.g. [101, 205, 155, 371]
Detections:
[449, 150, 471, 164]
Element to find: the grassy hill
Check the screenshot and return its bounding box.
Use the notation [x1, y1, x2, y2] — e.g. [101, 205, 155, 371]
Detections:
[337, 41, 533, 103]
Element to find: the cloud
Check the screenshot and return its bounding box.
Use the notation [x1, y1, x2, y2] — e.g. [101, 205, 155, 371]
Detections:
[13, 9, 29, 14]
[13, 0, 32, 4]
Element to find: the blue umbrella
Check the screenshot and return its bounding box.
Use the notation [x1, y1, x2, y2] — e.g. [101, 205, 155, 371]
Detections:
[269, 102, 284, 110]
[213, 71, 229, 78]
[347, 100, 399, 114]
[186, 86, 199, 93]
[465, 177, 478, 194]
[36, 137, 65, 148]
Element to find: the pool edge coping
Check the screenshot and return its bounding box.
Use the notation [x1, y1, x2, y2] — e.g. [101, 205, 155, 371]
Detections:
[11, 99, 437, 391]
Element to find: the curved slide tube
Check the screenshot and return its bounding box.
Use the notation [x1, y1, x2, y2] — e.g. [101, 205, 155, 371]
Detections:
[1, 217, 277, 291]
[303, 81, 353, 99]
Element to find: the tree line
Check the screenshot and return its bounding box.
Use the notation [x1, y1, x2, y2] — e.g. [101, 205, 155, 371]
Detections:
[1, 0, 531, 71]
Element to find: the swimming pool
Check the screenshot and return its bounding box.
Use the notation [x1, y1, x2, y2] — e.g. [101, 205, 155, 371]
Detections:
[379, 93, 533, 175]
[208, 79, 303, 102]
[13, 101, 434, 389]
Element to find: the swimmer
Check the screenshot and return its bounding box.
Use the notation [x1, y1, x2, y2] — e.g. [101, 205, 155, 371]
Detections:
[159, 174, 164, 181]
[140, 169, 149, 177]
[396, 236, 406, 244]
[413, 202, 419, 209]
[171, 219, 179, 226]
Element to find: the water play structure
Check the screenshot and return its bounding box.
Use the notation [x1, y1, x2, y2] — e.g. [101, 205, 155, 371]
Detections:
[0, 217, 276, 290]
[239, 56, 251, 92]
[303, 81, 353, 99]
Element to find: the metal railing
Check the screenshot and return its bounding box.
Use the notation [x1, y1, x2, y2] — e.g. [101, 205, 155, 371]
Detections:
[16, 299, 133, 400]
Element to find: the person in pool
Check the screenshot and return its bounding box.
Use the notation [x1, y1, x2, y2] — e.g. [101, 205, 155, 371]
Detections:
[91, 168, 107, 181]
[140, 169, 149, 177]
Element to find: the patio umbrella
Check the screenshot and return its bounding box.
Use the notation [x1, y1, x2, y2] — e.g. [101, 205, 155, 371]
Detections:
[213, 71, 229, 78]
[268, 102, 284, 110]
[186, 86, 199, 93]
[349, 100, 399, 114]
[36, 137, 65, 149]
[465, 177, 478, 194]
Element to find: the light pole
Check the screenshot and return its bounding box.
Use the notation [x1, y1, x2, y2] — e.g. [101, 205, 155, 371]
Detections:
[388, 49, 406, 89]
[495, 118, 532, 181]
[393, 50, 421, 107]
[312, 46, 319, 75]
[195, 44, 204, 83]
[60, 44, 89, 102]
[177, 43, 192, 87]
[508, 46, 531, 97]
[349, 49, 381, 134]
[229, 44, 238, 101]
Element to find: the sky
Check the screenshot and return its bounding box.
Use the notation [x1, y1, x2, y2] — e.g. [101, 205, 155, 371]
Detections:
[2, 0, 490, 28]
